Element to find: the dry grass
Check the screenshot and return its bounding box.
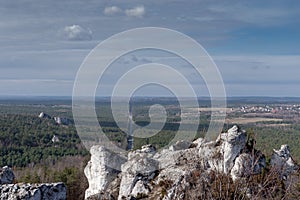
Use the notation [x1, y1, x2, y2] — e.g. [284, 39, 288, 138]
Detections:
[197, 107, 230, 112]
[260, 123, 291, 127]
[225, 117, 283, 124]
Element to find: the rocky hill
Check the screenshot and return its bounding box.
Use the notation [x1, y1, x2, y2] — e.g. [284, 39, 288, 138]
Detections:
[84, 125, 299, 200]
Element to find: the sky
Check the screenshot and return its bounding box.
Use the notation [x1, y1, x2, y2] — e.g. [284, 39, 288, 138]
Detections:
[0, 0, 299, 97]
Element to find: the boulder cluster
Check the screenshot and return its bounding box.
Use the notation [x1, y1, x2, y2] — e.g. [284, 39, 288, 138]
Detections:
[84, 125, 299, 200]
[39, 112, 72, 125]
[0, 166, 66, 200]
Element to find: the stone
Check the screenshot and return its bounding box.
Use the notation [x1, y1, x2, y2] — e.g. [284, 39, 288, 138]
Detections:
[0, 182, 66, 200]
[198, 141, 224, 173]
[192, 137, 205, 148]
[140, 144, 156, 153]
[221, 125, 247, 174]
[51, 135, 60, 143]
[0, 166, 14, 184]
[84, 126, 300, 199]
[84, 146, 127, 199]
[198, 125, 247, 174]
[131, 180, 150, 197]
[271, 144, 298, 180]
[118, 154, 158, 200]
[230, 152, 266, 181]
[38, 112, 51, 119]
[54, 117, 72, 125]
[169, 140, 192, 151]
[128, 144, 156, 160]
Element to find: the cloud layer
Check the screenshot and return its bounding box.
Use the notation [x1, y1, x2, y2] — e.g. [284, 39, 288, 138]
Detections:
[1, 0, 300, 96]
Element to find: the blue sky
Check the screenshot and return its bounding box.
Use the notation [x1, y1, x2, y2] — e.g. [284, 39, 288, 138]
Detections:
[0, 0, 299, 97]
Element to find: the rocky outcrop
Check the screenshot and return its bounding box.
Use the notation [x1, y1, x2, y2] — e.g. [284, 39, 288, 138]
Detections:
[0, 166, 66, 200]
[84, 125, 297, 200]
[51, 135, 60, 143]
[38, 112, 72, 125]
[53, 117, 72, 125]
[271, 144, 298, 180]
[84, 146, 127, 199]
[0, 182, 66, 200]
[119, 152, 159, 199]
[38, 112, 51, 119]
[169, 140, 192, 151]
[218, 125, 247, 174]
[197, 125, 265, 179]
[0, 166, 14, 184]
[231, 151, 266, 181]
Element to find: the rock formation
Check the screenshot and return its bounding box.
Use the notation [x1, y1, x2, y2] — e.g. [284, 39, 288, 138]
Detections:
[84, 146, 127, 199]
[51, 135, 60, 143]
[38, 112, 51, 119]
[0, 166, 67, 200]
[0, 166, 15, 184]
[271, 144, 298, 181]
[118, 148, 158, 199]
[218, 125, 247, 174]
[38, 112, 72, 125]
[54, 117, 72, 125]
[0, 183, 66, 200]
[84, 125, 298, 200]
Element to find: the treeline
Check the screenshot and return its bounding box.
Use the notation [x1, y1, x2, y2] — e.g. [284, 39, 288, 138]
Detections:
[14, 155, 89, 200]
[0, 114, 88, 167]
[255, 124, 300, 162]
[228, 123, 300, 162]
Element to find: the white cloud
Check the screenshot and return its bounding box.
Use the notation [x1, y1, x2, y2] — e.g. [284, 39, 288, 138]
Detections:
[125, 5, 145, 18]
[103, 5, 146, 18]
[104, 6, 122, 16]
[63, 25, 92, 41]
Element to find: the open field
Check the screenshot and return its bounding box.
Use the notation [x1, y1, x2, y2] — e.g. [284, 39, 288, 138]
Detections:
[197, 107, 230, 112]
[259, 123, 291, 127]
[225, 117, 283, 124]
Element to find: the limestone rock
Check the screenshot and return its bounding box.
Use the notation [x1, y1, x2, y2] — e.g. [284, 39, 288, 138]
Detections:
[169, 140, 192, 151]
[85, 125, 300, 199]
[0, 167, 66, 200]
[140, 144, 156, 153]
[0, 166, 14, 184]
[84, 146, 127, 199]
[192, 137, 205, 148]
[118, 154, 158, 200]
[128, 144, 156, 160]
[271, 144, 298, 180]
[231, 152, 266, 181]
[52, 135, 60, 143]
[198, 125, 247, 174]
[131, 180, 150, 197]
[198, 141, 224, 173]
[54, 117, 72, 125]
[220, 125, 247, 174]
[38, 112, 51, 119]
[0, 182, 66, 200]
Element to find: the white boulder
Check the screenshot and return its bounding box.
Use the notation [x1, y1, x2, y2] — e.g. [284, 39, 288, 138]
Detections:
[84, 146, 127, 199]
[118, 154, 158, 200]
